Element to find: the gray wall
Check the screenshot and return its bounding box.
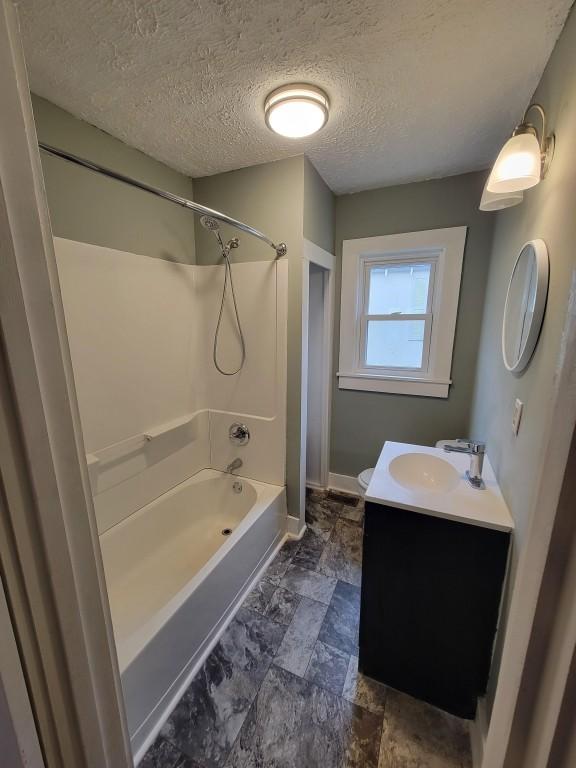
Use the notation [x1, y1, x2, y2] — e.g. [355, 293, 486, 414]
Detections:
[32, 95, 196, 263]
[332, 172, 494, 476]
[303, 157, 335, 253]
[468, 5, 576, 731]
[193, 157, 304, 265]
[194, 158, 306, 520]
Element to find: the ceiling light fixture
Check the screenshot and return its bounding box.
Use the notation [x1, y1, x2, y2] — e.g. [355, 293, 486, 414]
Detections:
[264, 84, 329, 138]
[486, 103, 554, 194]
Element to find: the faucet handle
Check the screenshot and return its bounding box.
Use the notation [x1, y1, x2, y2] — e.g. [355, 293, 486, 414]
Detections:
[229, 423, 250, 445]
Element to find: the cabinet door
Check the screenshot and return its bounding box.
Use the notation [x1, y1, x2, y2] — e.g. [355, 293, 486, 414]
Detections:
[359, 503, 509, 718]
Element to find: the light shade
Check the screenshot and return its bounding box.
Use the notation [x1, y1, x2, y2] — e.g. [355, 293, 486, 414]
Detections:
[265, 84, 329, 138]
[486, 131, 541, 194]
[479, 182, 523, 212]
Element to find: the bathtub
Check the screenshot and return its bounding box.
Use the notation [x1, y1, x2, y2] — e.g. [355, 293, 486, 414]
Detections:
[100, 468, 286, 759]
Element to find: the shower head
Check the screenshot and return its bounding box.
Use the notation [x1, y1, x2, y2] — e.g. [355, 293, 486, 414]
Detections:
[200, 215, 220, 231]
[201, 214, 241, 255]
[201, 214, 226, 250]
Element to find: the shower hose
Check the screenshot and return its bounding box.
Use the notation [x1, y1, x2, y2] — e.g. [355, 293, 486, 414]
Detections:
[213, 248, 246, 376]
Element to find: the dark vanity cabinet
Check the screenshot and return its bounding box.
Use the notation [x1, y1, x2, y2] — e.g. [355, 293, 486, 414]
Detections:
[359, 501, 510, 719]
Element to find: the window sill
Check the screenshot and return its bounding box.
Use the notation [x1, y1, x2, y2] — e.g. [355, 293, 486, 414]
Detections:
[337, 372, 451, 398]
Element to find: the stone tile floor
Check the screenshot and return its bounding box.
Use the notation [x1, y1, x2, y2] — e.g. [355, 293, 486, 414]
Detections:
[141, 489, 472, 768]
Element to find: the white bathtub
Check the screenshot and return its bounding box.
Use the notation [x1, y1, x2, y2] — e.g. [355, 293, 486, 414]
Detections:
[100, 468, 286, 758]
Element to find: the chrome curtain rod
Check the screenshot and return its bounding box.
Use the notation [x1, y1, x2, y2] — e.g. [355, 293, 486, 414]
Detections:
[38, 142, 287, 257]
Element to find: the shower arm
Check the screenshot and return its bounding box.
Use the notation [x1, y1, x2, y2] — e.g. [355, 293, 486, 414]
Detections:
[38, 142, 288, 258]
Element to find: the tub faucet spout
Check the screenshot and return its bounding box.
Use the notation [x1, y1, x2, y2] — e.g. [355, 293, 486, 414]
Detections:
[226, 458, 243, 474]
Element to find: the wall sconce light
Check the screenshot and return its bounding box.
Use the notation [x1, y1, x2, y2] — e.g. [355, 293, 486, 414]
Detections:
[479, 183, 523, 212]
[486, 103, 554, 194]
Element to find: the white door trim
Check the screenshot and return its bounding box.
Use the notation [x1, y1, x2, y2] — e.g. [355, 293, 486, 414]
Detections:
[299, 240, 335, 526]
[0, 574, 45, 768]
[525, 469, 576, 768]
[482, 272, 576, 767]
[0, 3, 131, 766]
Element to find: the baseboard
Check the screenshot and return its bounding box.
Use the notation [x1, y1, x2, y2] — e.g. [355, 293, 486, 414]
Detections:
[328, 472, 360, 496]
[132, 530, 287, 765]
[469, 697, 488, 768]
[286, 514, 306, 538]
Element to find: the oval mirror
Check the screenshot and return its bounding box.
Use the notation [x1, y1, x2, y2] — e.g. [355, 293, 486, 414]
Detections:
[502, 239, 549, 373]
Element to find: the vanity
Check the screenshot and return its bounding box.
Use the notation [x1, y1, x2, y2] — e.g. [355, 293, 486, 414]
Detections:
[359, 441, 513, 719]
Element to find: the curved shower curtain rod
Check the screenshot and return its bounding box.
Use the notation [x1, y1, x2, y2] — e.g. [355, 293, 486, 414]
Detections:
[38, 142, 288, 258]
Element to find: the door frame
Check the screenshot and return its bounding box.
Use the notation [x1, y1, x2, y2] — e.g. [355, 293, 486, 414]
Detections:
[0, 2, 131, 766]
[0, 572, 45, 768]
[522, 433, 576, 768]
[477, 273, 576, 768]
[298, 240, 335, 529]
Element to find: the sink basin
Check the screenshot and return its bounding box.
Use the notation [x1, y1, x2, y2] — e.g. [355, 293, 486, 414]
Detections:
[366, 442, 514, 532]
[389, 453, 461, 493]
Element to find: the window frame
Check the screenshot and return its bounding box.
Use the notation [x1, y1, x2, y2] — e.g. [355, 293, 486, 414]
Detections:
[359, 253, 438, 376]
[338, 227, 467, 397]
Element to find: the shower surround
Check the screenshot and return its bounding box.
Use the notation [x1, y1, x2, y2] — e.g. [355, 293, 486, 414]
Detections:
[54, 237, 288, 754]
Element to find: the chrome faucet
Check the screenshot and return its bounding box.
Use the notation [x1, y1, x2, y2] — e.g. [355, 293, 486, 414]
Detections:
[226, 458, 243, 474]
[443, 439, 486, 490]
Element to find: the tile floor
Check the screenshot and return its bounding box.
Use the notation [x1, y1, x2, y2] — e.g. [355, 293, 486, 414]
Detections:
[140, 489, 472, 768]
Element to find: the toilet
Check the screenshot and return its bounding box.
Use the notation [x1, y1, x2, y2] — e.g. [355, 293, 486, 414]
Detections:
[357, 467, 374, 495]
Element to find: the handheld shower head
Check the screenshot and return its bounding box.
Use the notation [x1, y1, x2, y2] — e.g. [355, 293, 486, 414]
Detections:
[200, 215, 220, 231]
[201, 215, 240, 255]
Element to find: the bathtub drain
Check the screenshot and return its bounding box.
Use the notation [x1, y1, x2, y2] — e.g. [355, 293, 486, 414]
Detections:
[221, 528, 233, 536]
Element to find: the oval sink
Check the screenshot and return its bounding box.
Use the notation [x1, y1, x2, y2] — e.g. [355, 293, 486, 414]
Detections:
[389, 453, 461, 493]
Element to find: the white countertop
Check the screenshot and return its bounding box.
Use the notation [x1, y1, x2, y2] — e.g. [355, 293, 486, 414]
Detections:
[365, 441, 514, 532]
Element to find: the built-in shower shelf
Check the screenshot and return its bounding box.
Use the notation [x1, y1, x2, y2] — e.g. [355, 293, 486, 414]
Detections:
[85, 412, 200, 472]
[144, 413, 197, 440]
[86, 434, 148, 470]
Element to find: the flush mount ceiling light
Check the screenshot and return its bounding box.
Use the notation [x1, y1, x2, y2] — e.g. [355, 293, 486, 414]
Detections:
[486, 103, 555, 194]
[264, 84, 329, 138]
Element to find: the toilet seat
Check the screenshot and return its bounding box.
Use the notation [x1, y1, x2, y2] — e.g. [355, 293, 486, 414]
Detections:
[435, 439, 456, 449]
[358, 468, 374, 492]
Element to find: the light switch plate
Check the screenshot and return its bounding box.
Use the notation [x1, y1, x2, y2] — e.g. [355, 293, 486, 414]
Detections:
[512, 398, 523, 435]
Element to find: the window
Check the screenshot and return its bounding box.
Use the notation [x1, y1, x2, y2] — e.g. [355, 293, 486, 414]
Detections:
[338, 227, 467, 397]
[362, 259, 435, 372]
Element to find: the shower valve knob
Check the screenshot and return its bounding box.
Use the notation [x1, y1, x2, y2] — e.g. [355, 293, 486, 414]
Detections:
[229, 423, 250, 445]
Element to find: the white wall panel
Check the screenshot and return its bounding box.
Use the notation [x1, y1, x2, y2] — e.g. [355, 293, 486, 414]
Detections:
[203, 259, 288, 485]
[54, 239, 287, 532]
[55, 238, 199, 450]
[195, 260, 282, 417]
[55, 238, 209, 531]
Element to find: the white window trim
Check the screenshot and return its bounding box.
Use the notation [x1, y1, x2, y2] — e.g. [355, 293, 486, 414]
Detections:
[338, 227, 467, 397]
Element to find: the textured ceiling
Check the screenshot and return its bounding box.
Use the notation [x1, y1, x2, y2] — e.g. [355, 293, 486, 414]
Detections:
[18, 0, 572, 193]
